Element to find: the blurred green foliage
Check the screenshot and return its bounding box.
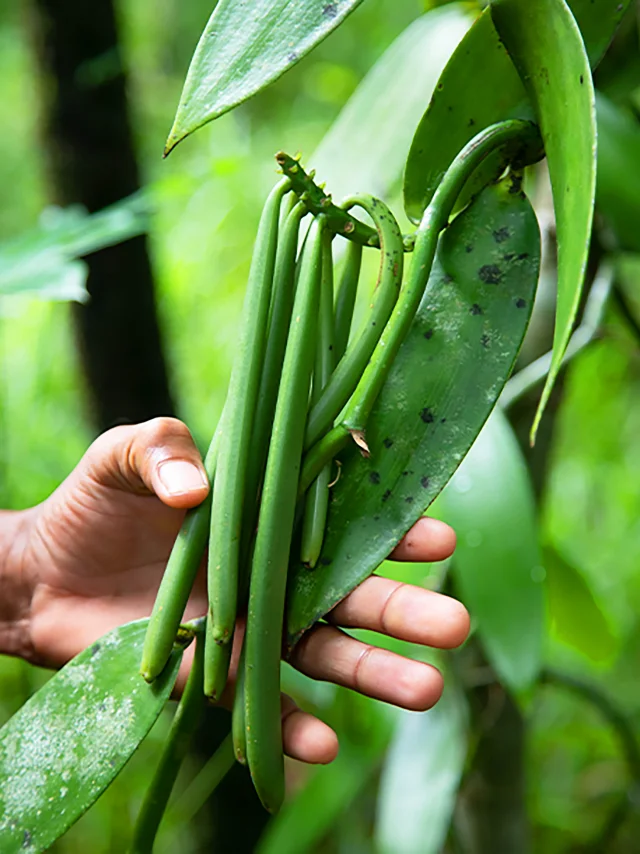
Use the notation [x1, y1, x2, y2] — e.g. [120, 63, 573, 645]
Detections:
[1, 0, 640, 851]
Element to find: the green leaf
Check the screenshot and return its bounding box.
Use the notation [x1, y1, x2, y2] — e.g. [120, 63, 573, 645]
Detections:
[0, 194, 150, 302]
[595, 92, 640, 252]
[375, 688, 468, 854]
[404, 0, 628, 222]
[0, 620, 182, 852]
[166, 0, 364, 155]
[489, 0, 597, 442]
[439, 410, 544, 693]
[545, 545, 618, 662]
[286, 176, 540, 644]
[310, 4, 473, 202]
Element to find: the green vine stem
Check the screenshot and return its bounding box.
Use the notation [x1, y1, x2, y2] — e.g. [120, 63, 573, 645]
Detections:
[299, 119, 542, 493]
[276, 151, 417, 251]
[130, 629, 206, 854]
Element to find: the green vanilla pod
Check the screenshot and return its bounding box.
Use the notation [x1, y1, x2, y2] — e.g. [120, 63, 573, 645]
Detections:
[141, 426, 221, 682]
[240, 201, 308, 573]
[300, 230, 335, 568]
[287, 175, 541, 645]
[305, 194, 404, 449]
[207, 178, 290, 647]
[333, 238, 363, 361]
[203, 624, 233, 701]
[130, 628, 206, 854]
[299, 121, 540, 491]
[244, 216, 326, 814]
[231, 642, 248, 764]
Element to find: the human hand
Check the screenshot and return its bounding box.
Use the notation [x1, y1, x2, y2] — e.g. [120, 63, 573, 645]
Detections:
[15, 418, 468, 763]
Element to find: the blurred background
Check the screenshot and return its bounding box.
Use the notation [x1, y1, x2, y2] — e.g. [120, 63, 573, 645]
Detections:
[1, 0, 640, 851]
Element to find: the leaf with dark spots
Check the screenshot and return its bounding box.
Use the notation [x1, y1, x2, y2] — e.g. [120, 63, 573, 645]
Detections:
[470, 303, 483, 315]
[515, 297, 527, 308]
[465, 244, 474, 253]
[478, 264, 502, 284]
[493, 226, 510, 243]
[286, 177, 540, 644]
[369, 471, 381, 485]
[480, 333, 491, 348]
[503, 252, 515, 261]
[382, 490, 392, 502]
[442, 274, 454, 284]
[420, 407, 435, 424]
[424, 329, 434, 340]
[383, 438, 394, 448]
[405, 496, 415, 504]
[320, 556, 333, 566]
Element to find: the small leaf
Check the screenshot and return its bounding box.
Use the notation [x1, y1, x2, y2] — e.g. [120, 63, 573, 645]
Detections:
[310, 4, 473, 202]
[489, 0, 597, 442]
[439, 410, 544, 693]
[545, 545, 618, 662]
[166, 0, 364, 154]
[375, 689, 468, 854]
[287, 177, 540, 644]
[0, 620, 182, 852]
[0, 194, 150, 301]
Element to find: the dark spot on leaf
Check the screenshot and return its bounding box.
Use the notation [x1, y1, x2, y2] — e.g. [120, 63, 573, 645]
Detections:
[22, 831, 32, 849]
[516, 297, 527, 309]
[329, 344, 333, 351]
[465, 244, 474, 253]
[423, 329, 434, 340]
[420, 476, 430, 489]
[320, 556, 332, 566]
[322, 3, 338, 17]
[402, 471, 409, 477]
[493, 226, 510, 243]
[503, 252, 515, 262]
[470, 303, 483, 316]
[369, 471, 381, 485]
[405, 496, 414, 504]
[580, 74, 584, 84]
[90, 642, 102, 657]
[468, 118, 476, 127]
[420, 407, 435, 424]
[478, 264, 502, 285]
[373, 515, 380, 522]
[442, 273, 454, 284]
[440, 418, 447, 424]
[480, 333, 490, 348]
[517, 252, 529, 261]
[383, 438, 393, 449]
[382, 489, 392, 502]
[287, 52, 298, 63]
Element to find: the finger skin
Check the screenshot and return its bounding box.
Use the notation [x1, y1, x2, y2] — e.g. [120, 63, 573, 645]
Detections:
[290, 624, 445, 712]
[388, 516, 456, 562]
[328, 577, 470, 650]
[79, 417, 210, 509]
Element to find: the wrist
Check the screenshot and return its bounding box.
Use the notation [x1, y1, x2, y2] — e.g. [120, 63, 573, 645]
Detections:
[0, 508, 36, 660]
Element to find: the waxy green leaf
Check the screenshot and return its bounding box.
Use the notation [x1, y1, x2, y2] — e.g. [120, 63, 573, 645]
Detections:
[0, 620, 182, 852]
[166, 0, 364, 154]
[404, 0, 628, 221]
[375, 689, 468, 854]
[286, 177, 540, 643]
[439, 410, 544, 694]
[490, 0, 596, 442]
[310, 4, 472, 202]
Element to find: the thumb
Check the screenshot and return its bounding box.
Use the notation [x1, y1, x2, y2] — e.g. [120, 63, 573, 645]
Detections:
[81, 417, 210, 510]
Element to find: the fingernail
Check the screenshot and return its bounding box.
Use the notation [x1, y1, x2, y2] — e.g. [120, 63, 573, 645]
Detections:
[157, 460, 208, 496]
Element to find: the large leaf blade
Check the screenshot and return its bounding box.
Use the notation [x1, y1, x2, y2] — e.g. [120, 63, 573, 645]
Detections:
[439, 410, 545, 693]
[404, 0, 628, 222]
[0, 620, 182, 852]
[310, 4, 473, 202]
[166, 0, 364, 154]
[375, 689, 468, 854]
[287, 176, 540, 643]
[489, 0, 597, 441]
